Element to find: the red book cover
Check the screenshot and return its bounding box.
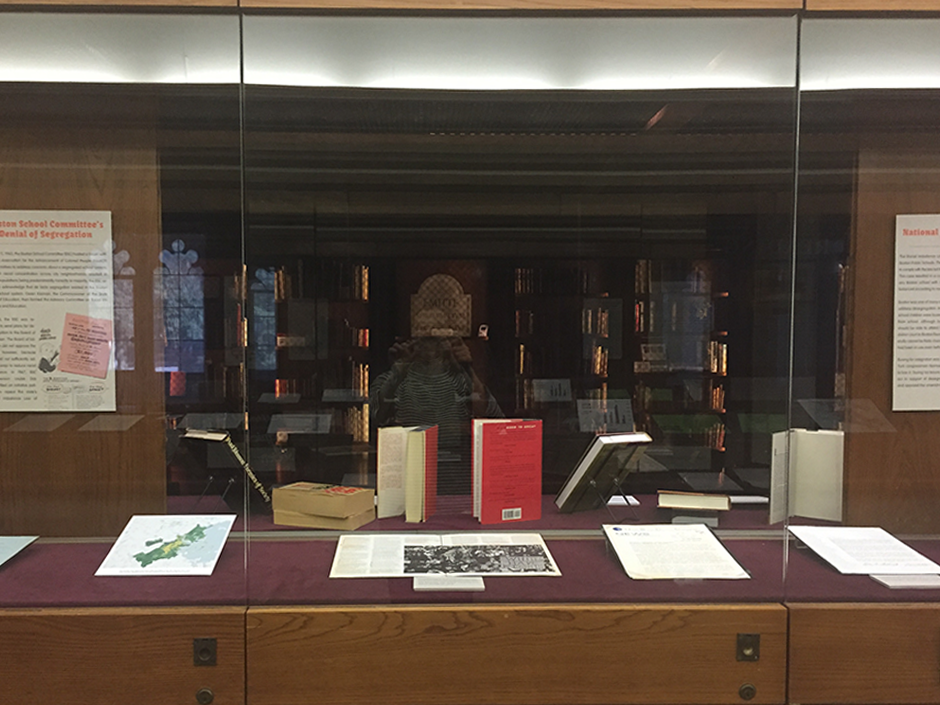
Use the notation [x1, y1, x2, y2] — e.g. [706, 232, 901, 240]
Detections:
[423, 424, 438, 521]
[474, 419, 542, 525]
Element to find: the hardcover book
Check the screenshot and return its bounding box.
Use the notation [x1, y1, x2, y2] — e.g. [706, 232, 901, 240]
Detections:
[377, 425, 419, 519]
[472, 419, 543, 525]
[404, 425, 439, 523]
[554, 432, 652, 513]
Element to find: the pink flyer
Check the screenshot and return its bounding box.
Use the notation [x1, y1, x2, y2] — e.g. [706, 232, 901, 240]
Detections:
[58, 313, 113, 379]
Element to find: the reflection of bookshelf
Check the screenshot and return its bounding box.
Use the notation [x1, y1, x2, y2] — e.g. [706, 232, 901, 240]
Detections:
[632, 259, 729, 466]
[512, 263, 619, 414]
[272, 260, 372, 446]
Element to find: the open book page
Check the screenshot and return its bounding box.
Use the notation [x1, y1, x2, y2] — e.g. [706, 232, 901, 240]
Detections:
[603, 524, 750, 580]
[789, 525, 940, 575]
[329, 533, 439, 578]
[330, 533, 561, 577]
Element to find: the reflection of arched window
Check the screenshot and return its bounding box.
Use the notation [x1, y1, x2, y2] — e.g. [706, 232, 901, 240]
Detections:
[154, 239, 204, 373]
[112, 243, 136, 371]
[250, 268, 276, 371]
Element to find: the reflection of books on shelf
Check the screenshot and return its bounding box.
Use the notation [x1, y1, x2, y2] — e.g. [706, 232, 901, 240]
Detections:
[531, 379, 572, 403]
[472, 419, 542, 525]
[95, 514, 236, 577]
[329, 532, 561, 578]
[640, 343, 666, 362]
[657, 490, 731, 512]
[273, 482, 375, 530]
[322, 388, 367, 403]
[555, 432, 652, 513]
[707, 341, 728, 375]
[0, 536, 38, 569]
[576, 398, 634, 433]
[603, 523, 749, 580]
[404, 425, 438, 523]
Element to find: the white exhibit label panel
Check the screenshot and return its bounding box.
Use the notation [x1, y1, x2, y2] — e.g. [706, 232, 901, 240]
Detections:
[0, 210, 116, 412]
[894, 214, 940, 411]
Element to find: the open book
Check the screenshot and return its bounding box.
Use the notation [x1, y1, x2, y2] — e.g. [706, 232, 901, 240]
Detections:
[555, 432, 651, 513]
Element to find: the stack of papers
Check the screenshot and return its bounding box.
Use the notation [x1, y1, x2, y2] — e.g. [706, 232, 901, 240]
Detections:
[789, 525, 940, 588]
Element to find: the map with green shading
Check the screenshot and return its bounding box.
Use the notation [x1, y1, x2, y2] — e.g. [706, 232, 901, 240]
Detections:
[134, 524, 208, 567]
[95, 515, 236, 576]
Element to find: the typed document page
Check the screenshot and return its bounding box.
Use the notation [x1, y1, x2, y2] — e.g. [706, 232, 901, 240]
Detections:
[603, 524, 750, 580]
[789, 525, 940, 575]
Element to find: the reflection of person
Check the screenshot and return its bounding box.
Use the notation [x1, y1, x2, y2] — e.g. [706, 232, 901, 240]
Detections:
[370, 336, 503, 492]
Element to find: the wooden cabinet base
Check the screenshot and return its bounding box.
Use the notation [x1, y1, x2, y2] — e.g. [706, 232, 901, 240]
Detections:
[247, 603, 787, 705]
[0, 607, 245, 705]
[789, 603, 940, 704]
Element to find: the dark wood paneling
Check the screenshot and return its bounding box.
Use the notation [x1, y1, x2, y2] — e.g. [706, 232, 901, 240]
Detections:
[789, 603, 940, 705]
[845, 147, 940, 533]
[247, 603, 787, 705]
[0, 126, 166, 536]
[0, 607, 246, 705]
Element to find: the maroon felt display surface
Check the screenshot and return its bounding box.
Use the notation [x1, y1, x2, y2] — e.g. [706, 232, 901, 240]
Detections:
[1, 495, 939, 608]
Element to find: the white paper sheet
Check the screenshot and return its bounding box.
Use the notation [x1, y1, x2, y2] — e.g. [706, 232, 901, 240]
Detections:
[603, 523, 750, 580]
[789, 525, 940, 575]
[329, 532, 561, 578]
[0, 536, 38, 568]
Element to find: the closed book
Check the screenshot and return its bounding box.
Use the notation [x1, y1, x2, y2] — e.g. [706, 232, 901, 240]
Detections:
[657, 490, 731, 512]
[377, 426, 419, 519]
[473, 419, 542, 524]
[404, 425, 438, 523]
[272, 482, 375, 518]
[555, 432, 652, 513]
[273, 507, 376, 531]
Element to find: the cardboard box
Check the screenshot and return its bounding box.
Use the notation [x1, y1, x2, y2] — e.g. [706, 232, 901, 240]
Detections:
[273, 507, 376, 531]
[272, 482, 375, 519]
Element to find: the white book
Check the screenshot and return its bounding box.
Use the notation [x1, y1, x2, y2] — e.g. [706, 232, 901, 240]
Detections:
[376, 426, 417, 519]
[657, 490, 731, 512]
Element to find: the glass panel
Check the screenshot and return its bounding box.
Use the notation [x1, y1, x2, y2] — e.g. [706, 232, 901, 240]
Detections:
[791, 18, 940, 599]
[243, 16, 797, 605]
[0, 14, 244, 608]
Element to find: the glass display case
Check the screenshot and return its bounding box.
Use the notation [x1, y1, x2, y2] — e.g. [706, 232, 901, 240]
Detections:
[2, 7, 940, 705]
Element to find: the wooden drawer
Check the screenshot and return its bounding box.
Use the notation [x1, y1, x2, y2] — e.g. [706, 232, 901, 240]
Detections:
[248, 603, 787, 705]
[0, 607, 245, 705]
[789, 603, 940, 704]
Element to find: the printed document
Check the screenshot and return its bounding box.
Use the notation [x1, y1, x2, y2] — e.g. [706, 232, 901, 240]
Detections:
[788, 525, 940, 575]
[329, 532, 561, 578]
[0, 536, 38, 568]
[603, 524, 750, 580]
